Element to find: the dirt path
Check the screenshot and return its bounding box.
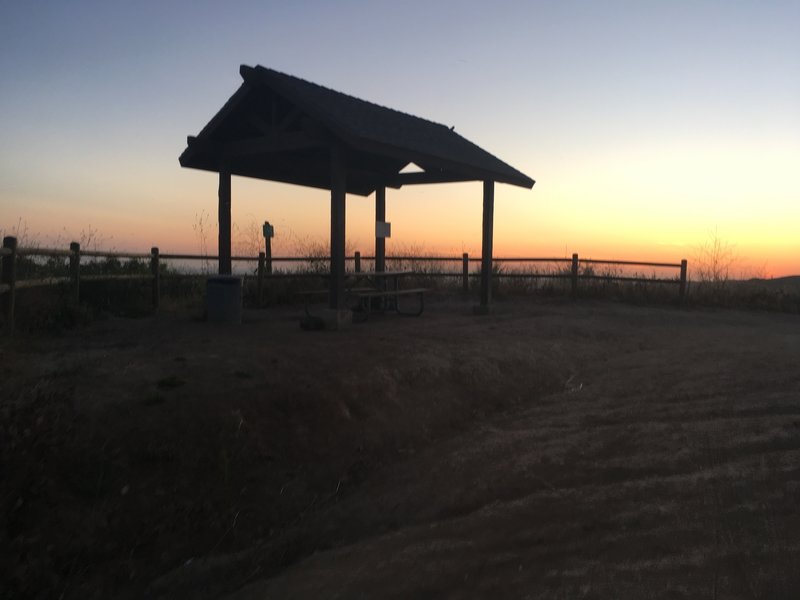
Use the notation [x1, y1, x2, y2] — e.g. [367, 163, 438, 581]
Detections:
[3, 298, 800, 599]
[219, 303, 800, 599]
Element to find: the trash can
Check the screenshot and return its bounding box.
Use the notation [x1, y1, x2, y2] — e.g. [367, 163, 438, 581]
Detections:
[206, 276, 243, 324]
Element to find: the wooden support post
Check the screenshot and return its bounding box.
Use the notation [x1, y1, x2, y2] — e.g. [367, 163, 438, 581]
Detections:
[257, 251, 265, 306]
[462, 252, 469, 293]
[150, 247, 160, 311]
[375, 186, 386, 273]
[478, 180, 495, 312]
[571, 253, 579, 296]
[218, 169, 232, 275]
[2, 236, 17, 334]
[264, 227, 273, 275]
[354, 251, 361, 273]
[69, 242, 81, 306]
[329, 147, 346, 310]
[679, 259, 688, 302]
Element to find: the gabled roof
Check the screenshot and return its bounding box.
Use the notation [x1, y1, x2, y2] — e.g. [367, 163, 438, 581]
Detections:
[179, 65, 535, 196]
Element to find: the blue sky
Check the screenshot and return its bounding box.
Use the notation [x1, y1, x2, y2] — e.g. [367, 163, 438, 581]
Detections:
[1, 1, 798, 273]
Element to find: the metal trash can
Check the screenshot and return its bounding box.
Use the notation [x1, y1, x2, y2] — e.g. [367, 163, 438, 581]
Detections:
[206, 276, 242, 324]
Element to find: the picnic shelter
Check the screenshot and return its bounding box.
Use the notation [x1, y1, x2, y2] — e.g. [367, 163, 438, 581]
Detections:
[179, 65, 535, 314]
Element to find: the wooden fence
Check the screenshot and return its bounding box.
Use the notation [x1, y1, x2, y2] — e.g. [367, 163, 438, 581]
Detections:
[0, 236, 687, 334]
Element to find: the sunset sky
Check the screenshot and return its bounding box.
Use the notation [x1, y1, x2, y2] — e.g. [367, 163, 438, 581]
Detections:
[1, 1, 798, 276]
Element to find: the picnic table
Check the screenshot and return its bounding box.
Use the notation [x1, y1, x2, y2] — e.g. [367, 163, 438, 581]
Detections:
[349, 271, 426, 317]
[298, 271, 426, 320]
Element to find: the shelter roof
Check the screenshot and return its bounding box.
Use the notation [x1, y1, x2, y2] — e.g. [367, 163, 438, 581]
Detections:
[179, 65, 535, 196]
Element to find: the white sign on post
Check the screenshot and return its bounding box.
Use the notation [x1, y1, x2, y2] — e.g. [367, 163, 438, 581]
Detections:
[375, 221, 391, 239]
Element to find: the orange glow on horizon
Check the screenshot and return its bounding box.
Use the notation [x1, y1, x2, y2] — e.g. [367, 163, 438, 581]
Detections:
[5, 169, 798, 278]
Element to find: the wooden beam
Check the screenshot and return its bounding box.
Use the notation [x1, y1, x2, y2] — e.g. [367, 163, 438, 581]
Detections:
[226, 163, 377, 197]
[247, 112, 273, 135]
[218, 170, 232, 275]
[375, 187, 386, 273]
[222, 132, 326, 157]
[329, 147, 347, 309]
[276, 106, 302, 131]
[185, 131, 327, 162]
[249, 106, 302, 135]
[479, 180, 495, 310]
[389, 171, 477, 186]
[344, 166, 397, 193]
[346, 136, 535, 189]
[182, 150, 386, 197]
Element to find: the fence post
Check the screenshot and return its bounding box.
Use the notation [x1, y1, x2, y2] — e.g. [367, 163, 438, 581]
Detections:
[679, 259, 688, 302]
[264, 231, 272, 275]
[462, 253, 469, 293]
[2, 236, 17, 335]
[150, 247, 160, 311]
[69, 242, 81, 306]
[354, 251, 361, 273]
[257, 251, 265, 306]
[571, 253, 579, 296]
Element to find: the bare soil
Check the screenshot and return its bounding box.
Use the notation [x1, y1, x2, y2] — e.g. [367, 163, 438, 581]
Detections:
[2, 296, 800, 599]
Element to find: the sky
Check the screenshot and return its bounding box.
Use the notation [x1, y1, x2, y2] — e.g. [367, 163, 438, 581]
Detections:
[1, 1, 798, 276]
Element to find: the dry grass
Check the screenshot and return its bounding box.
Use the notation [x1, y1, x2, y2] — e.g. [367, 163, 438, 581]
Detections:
[2, 299, 799, 598]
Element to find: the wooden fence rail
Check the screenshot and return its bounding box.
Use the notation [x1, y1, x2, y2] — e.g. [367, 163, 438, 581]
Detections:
[0, 236, 688, 334]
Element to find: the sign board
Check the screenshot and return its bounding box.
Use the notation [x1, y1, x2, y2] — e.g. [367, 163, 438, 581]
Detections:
[262, 222, 274, 238]
[375, 221, 391, 239]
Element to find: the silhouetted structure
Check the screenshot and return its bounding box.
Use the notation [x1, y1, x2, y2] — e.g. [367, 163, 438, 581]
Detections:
[179, 65, 534, 314]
